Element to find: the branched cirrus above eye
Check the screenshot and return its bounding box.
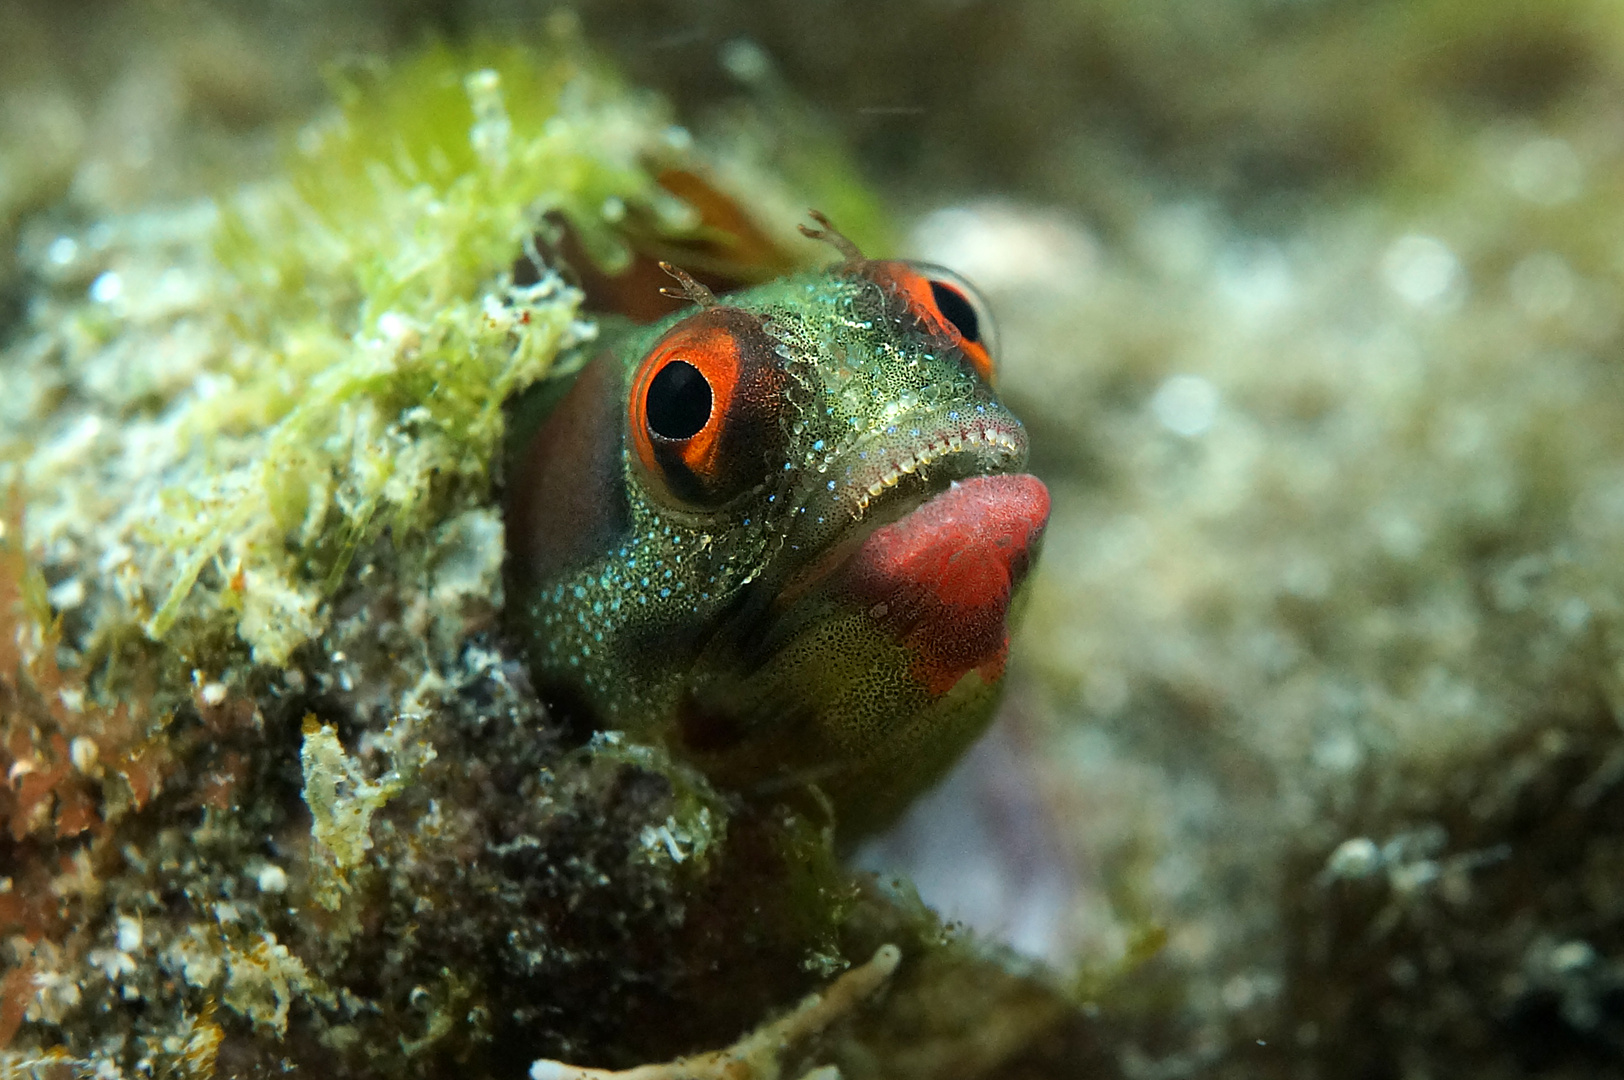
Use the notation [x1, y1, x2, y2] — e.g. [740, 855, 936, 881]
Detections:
[646, 360, 712, 441]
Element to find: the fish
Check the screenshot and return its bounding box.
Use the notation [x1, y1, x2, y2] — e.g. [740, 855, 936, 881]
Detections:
[505, 214, 1049, 841]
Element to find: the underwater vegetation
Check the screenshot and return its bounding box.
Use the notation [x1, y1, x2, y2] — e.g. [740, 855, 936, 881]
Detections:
[4, 0, 1624, 1077]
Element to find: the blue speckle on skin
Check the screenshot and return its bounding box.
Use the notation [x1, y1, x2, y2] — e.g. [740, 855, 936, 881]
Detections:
[573, 585, 586, 599]
[660, 588, 671, 598]
[812, 439, 825, 451]
[827, 480, 836, 490]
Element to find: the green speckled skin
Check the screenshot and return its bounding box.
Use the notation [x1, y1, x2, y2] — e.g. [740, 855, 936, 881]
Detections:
[508, 262, 1043, 838]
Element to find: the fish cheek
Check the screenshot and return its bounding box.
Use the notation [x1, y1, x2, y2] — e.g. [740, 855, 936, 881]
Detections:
[681, 601, 999, 841]
[676, 604, 929, 770]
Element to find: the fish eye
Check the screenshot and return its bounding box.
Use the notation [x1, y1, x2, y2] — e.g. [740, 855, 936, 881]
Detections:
[646, 360, 713, 440]
[865, 261, 999, 385]
[910, 264, 998, 375]
[628, 309, 787, 509]
[928, 279, 981, 344]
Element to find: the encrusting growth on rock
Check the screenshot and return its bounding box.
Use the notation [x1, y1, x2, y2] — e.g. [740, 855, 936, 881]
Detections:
[527, 945, 902, 1080]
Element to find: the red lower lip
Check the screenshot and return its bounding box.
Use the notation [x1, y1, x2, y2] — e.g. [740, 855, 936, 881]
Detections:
[835, 474, 1050, 696]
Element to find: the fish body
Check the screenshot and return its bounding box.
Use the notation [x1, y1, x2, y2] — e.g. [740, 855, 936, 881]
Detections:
[507, 246, 1048, 839]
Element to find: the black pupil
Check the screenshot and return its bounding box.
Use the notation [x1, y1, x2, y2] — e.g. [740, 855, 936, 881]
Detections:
[646, 360, 713, 440]
[929, 280, 981, 343]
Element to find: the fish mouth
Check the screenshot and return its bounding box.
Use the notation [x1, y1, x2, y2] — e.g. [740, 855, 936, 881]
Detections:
[765, 408, 1038, 618]
[685, 410, 1048, 762]
[830, 470, 1050, 693]
[831, 409, 1028, 522]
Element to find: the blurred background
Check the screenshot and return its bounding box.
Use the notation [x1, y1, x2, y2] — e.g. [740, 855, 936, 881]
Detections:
[5, 1, 1624, 1075]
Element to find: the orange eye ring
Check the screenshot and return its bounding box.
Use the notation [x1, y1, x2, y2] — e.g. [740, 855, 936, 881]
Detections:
[865, 261, 998, 384]
[628, 308, 785, 509]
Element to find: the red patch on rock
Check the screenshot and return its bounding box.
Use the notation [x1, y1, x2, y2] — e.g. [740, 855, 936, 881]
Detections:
[839, 474, 1050, 696]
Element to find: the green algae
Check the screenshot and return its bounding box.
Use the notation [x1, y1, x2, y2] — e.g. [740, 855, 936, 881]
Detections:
[142, 45, 680, 663]
[299, 714, 425, 913]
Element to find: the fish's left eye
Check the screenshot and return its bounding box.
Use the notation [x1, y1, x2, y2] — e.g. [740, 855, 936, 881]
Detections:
[628, 308, 787, 510]
[929, 279, 982, 344]
[868, 261, 998, 384]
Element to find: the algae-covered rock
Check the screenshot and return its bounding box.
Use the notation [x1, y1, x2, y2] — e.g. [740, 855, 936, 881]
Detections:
[0, 25, 1091, 1080]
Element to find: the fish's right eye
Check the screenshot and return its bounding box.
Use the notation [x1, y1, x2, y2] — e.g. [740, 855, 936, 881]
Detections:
[645, 360, 713, 441]
[628, 309, 787, 510]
